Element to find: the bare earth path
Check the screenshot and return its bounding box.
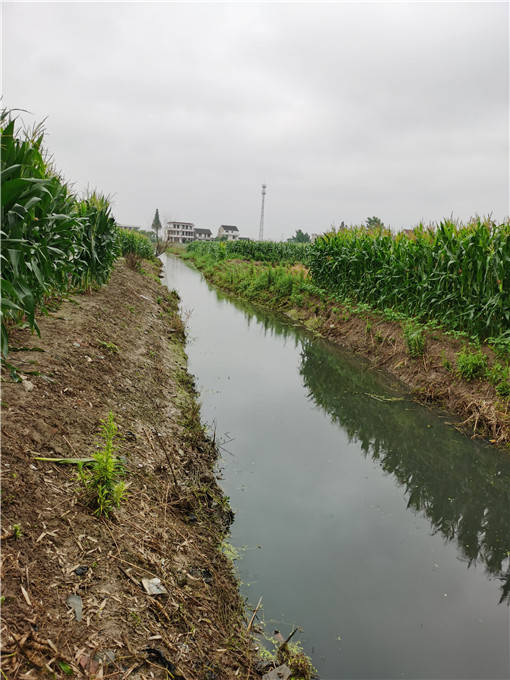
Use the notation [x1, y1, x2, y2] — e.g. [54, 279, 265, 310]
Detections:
[1, 260, 255, 679]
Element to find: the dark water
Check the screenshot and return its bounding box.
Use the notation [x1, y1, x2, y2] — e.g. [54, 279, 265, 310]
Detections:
[162, 254, 510, 679]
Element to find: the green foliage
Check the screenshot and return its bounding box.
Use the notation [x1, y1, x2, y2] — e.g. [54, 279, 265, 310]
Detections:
[365, 216, 385, 230]
[488, 330, 510, 359]
[287, 229, 311, 243]
[12, 523, 22, 539]
[1, 110, 120, 358]
[456, 346, 488, 381]
[79, 412, 127, 516]
[487, 361, 510, 397]
[118, 228, 154, 259]
[58, 661, 74, 676]
[403, 322, 425, 358]
[98, 340, 119, 353]
[308, 219, 510, 340]
[187, 239, 309, 264]
[441, 351, 452, 371]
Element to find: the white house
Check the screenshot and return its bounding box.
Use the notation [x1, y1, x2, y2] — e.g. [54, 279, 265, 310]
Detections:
[194, 228, 212, 241]
[218, 225, 239, 241]
[166, 221, 195, 243]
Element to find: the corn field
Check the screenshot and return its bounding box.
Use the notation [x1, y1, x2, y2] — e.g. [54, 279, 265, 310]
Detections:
[118, 228, 154, 259]
[1, 111, 120, 357]
[308, 220, 510, 339]
[187, 239, 309, 264]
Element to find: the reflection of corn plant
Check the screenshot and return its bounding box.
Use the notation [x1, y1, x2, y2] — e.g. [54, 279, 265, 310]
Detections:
[1, 110, 119, 358]
[79, 412, 127, 516]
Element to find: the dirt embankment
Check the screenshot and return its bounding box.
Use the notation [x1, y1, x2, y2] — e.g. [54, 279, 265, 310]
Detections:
[185, 256, 510, 450]
[1, 260, 257, 679]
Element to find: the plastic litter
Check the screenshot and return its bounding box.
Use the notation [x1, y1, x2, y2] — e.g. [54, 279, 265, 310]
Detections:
[141, 577, 168, 596]
[66, 593, 83, 621]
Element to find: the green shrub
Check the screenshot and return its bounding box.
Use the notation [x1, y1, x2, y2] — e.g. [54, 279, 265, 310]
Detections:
[456, 347, 488, 381]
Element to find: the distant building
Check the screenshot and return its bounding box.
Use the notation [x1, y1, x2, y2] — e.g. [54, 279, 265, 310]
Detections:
[166, 221, 195, 243]
[218, 225, 239, 241]
[194, 228, 212, 241]
[117, 224, 141, 231]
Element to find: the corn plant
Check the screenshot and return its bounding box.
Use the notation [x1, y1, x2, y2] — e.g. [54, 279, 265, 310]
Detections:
[308, 219, 510, 340]
[187, 239, 309, 264]
[1, 110, 120, 358]
[118, 228, 154, 259]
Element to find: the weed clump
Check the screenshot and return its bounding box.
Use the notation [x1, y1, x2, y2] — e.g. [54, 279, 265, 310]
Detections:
[487, 362, 510, 397]
[79, 412, 127, 516]
[456, 347, 488, 381]
[403, 322, 425, 357]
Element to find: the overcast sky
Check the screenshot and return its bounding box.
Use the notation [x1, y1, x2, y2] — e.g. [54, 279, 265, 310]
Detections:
[3, 1, 509, 238]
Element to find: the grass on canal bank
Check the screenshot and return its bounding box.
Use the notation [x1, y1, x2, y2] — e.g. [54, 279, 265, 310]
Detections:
[172, 246, 510, 449]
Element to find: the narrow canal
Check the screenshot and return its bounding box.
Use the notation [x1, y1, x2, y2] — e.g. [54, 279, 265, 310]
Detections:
[162, 254, 510, 679]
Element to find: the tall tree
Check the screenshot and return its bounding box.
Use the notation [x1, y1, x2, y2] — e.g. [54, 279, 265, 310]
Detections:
[366, 216, 385, 230]
[151, 209, 162, 241]
[287, 229, 311, 243]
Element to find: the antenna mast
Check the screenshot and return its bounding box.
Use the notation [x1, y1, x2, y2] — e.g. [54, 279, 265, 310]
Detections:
[258, 184, 267, 241]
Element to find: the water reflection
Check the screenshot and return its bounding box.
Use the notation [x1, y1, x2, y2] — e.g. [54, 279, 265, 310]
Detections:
[299, 340, 510, 605]
[211, 285, 510, 605]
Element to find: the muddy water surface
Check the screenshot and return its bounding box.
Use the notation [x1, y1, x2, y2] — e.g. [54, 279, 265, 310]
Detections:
[162, 254, 510, 679]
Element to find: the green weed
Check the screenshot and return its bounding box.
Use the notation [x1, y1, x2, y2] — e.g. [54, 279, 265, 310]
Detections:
[487, 362, 510, 397]
[98, 340, 119, 354]
[456, 347, 488, 381]
[79, 412, 127, 516]
[403, 322, 425, 358]
[441, 352, 452, 371]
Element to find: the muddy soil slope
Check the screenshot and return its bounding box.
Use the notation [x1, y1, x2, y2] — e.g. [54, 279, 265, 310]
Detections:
[1, 260, 256, 679]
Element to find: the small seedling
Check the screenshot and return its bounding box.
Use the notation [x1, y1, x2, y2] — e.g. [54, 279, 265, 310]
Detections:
[13, 524, 22, 539]
[79, 412, 127, 516]
[441, 351, 452, 371]
[98, 340, 119, 354]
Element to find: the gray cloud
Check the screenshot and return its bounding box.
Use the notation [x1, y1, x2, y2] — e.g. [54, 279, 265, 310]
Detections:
[4, 1, 508, 237]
